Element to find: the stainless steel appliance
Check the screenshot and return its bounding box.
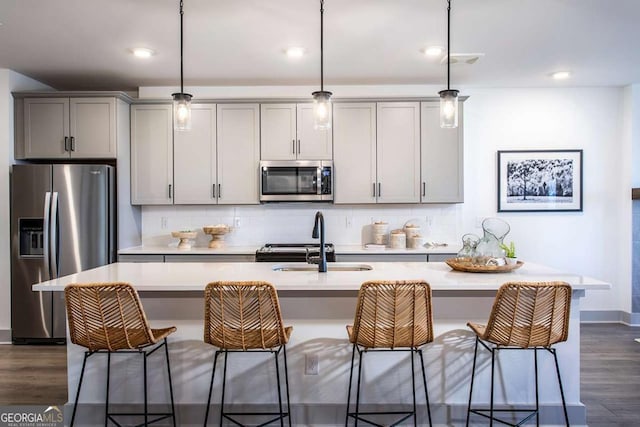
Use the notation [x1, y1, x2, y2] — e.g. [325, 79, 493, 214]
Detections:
[255, 243, 336, 263]
[11, 164, 115, 343]
[259, 160, 333, 202]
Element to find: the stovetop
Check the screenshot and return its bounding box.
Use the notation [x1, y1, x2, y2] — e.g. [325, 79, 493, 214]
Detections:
[255, 243, 336, 262]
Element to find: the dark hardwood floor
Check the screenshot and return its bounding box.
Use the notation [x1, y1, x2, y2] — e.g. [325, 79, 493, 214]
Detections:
[0, 324, 638, 425]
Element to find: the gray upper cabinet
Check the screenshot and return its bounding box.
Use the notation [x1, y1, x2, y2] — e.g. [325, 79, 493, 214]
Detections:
[130, 104, 173, 205]
[420, 102, 464, 203]
[21, 97, 117, 159]
[260, 103, 332, 160]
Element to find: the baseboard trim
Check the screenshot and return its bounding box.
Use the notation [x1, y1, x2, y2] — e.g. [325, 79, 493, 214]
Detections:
[580, 310, 640, 326]
[0, 329, 11, 343]
[64, 402, 586, 426]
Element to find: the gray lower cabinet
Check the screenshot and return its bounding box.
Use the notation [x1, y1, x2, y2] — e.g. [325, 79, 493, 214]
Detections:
[118, 254, 165, 262]
[118, 254, 255, 262]
[336, 254, 428, 262]
[164, 254, 255, 262]
[427, 253, 456, 262]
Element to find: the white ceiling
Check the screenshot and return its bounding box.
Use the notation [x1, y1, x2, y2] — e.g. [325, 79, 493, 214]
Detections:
[1, 0, 639, 91]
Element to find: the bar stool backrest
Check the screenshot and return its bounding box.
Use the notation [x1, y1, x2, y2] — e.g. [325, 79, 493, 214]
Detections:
[64, 282, 155, 351]
[484, 281, 572, 348]
[204, 281, 288, 350]
[351, 280, 433, 349]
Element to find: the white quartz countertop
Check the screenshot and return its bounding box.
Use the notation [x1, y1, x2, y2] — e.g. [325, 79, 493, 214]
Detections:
[33, 261, 610, 292]
[118, 244, 459, 256]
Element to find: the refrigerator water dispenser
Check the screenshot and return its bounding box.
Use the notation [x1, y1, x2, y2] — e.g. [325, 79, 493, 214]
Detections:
[19, 218, 44, 257]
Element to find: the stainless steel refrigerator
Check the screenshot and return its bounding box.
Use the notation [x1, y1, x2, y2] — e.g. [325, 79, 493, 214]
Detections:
[11, 164, 115, 343]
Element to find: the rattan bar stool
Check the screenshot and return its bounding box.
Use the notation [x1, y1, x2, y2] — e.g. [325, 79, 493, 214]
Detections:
[345, 280, 434, 427]
[203, 281, 293, 427]
[466, 281, 572, 427]
[64, 282, 177, 427]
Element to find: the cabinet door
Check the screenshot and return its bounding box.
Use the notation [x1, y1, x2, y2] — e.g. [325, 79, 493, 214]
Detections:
[376, 102, 421, 203]
[69, 97, 117, 158]
[217, 104, 260, 204]
[333, 103, 377, 203]
[421, 102, 464, 203]
[260, 104, 296, 160]
[296, 104, 333, 160]
[174, 104, 217, 204]
[131, 104, 173, 205]
[23, 98, 70, 158]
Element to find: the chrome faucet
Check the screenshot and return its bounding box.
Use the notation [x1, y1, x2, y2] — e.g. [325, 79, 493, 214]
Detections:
[310, 211, 327, 273]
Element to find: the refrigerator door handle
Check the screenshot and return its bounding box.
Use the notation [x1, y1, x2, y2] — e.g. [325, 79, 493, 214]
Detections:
[50, 192, 59, 279]
[43, 192, 51, 281]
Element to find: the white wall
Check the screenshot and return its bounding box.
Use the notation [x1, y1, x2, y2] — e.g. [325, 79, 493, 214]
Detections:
[139, 86, 630, 314]
[0, 70, 51, 337]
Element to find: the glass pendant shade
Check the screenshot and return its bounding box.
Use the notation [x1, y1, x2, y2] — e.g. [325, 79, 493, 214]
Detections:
[312, 90, 332, 130]
[172, 92, 192, 131]
[439, 89, 459, 128]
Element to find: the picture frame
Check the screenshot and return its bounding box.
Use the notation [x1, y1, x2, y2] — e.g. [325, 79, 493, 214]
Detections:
[497, 149, 583, 212]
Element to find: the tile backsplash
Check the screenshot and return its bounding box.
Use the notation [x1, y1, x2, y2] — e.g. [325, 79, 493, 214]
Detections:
[141, 204, 463, 248]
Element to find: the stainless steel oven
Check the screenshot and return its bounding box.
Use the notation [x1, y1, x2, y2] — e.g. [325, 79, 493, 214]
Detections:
[259, 160, 333, 202]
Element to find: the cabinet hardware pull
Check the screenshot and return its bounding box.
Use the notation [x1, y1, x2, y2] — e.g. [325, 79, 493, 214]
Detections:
[218, 183, 221, 198]
[168, 184, 172, 199]
[422, 182, 426, 197]
[372, 183, 376, 198]
[292, 139, 295, 154]
[297, 139, 301, 154]
[212, 184, 216, 198]
[64, 137, 69, 152]
[378, 183, 381, 197]
[70, 136, 75, 152]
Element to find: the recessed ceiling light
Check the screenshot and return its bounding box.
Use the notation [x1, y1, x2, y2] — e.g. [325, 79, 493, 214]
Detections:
[551, 71, 571, 80]
[285, 47, 306, 58]
[423, 46, 444, 57]
[130, 47, 155, 58]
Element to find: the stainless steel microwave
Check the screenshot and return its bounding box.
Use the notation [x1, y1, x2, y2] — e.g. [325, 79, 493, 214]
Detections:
[259, 160, 333, 202]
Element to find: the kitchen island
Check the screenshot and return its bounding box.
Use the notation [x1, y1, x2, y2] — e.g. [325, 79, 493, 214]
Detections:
[34, 261, 609, 426]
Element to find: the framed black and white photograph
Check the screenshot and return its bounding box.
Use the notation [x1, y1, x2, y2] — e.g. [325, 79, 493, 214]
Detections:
[497, 149, 583, 212]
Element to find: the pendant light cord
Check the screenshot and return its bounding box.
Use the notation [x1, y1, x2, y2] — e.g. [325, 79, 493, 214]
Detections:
[179, 0, 185, 94]
[320, 0, 325, 92]
[446, 0, 451, 91]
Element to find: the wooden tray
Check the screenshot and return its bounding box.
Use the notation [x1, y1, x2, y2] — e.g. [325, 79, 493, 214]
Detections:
[445, 258, 524, 273]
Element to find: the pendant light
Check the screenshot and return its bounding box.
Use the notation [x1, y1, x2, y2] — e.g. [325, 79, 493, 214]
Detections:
[172, 0, 192, 131]
[439, 0, 459, 128]
[312, 0, 332, 130]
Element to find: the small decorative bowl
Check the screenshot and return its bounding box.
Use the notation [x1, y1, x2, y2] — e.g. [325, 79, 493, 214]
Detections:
[202, 225, 231, 249]
[171, 231, 198, 250]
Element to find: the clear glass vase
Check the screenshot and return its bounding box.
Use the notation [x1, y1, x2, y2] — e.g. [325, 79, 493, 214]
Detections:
[474, 218, 510, 265]
[457, 233, 480, 261]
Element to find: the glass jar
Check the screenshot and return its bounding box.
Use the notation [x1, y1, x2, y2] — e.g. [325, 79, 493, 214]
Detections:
[457, 233, 480, 260]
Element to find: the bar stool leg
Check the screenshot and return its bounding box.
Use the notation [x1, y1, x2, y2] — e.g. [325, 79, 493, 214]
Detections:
[70, 352, 89, 427]
[282, 345, 292, 427]
[163, 339, 177, 427]
[534, 348, 540, 427]
[143, 351, 148, 427]
[105, 352, 111, 427]
[274, 348, 284, 427]
[551, 348, 570, 426]
[203, 351, 220, 427]
[411, 349, 417, 427]
[418, 349, 432, 427]
[345, 344, 357, 426]
[489, 347, 496, 427]
[354, 348, 364, 427]
[219, 352, 229, 427]
[466, 337, 479, 427]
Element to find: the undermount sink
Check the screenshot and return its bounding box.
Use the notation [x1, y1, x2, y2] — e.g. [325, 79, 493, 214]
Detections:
[272, 263, 373, 272]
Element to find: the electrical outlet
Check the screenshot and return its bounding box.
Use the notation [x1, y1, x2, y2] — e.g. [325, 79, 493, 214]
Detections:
[305, 353, 319, 375]
[345, 217, 353, 228]
[234, 217, 241, 228]
[161, 217, 168, 230]
[425, 216, 433, 227]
